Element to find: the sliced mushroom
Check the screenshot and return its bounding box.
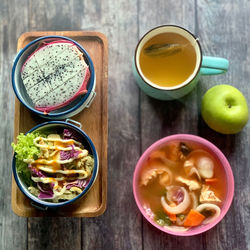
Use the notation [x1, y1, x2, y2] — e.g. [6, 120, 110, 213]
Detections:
[180, 142, 192, 157]
[176, 176, 201, 191]
[189, 167, 201, 180]
[196, 203, 221, 224]
[183, 159, 194, 168]
[161, 186, 191, 214]
[183, 160, 201, 180]
[200, 185, 221, 204]
[197, 157, 214, 179]
[159, 172, 172, 187]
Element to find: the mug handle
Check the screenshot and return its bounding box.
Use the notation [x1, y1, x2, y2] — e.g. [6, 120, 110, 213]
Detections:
[200, 56, 229, 75]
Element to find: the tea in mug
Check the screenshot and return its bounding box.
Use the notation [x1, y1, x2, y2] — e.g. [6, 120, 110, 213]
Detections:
[139, 32, 197, 87]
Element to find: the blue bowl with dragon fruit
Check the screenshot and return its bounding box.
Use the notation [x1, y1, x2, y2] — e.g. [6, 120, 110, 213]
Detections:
[12, 36, 96, 119]
[11, 120, 99, 209]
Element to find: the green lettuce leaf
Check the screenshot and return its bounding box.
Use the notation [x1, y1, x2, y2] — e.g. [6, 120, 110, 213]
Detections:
[11, 132, 42, 186]
[11, 133, 41, 160]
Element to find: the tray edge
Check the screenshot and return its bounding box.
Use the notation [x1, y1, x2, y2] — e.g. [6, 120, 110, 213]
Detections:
[11, 30, 108, 217]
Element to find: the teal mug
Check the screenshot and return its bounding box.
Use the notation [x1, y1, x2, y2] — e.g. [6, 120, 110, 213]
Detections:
[132, 25, 229, 100]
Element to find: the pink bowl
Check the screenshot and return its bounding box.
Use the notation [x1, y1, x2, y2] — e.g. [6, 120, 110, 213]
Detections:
[133, 134, 234, 236]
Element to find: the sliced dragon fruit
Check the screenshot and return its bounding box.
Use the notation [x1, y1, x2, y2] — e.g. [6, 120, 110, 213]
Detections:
[21, 40, 74, 80]
[21, 40, 91, 113]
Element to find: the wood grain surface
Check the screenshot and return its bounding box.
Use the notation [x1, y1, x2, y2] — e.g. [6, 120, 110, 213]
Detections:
[0, 0, 249, 250]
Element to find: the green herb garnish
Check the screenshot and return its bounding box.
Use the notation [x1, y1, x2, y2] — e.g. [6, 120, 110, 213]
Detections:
[177, 214, 185, 221]
[154, 210, 172, 226]
[160, 189, 167, 196]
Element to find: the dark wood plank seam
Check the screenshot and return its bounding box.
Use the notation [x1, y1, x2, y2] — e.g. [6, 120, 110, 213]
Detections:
[136, 0, 144, 249]
[194, 0, 198, 36]
[27, 219, 29, 250]
[81, 220, 83, 250]
[140, 90, 144, 250]
[195, 1, 206, 249]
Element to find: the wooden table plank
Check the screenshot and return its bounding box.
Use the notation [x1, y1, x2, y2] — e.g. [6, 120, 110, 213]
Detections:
[78, 0, 143, 249]
[1, 0, 250, 249]
[28, 218, 81, 249]
[197, 1, 250, 249]
[0, 0, 28, 249]
[137, 1, 208, 249]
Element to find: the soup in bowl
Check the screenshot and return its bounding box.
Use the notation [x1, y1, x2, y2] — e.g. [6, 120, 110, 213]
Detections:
[133, 134, 234, 236]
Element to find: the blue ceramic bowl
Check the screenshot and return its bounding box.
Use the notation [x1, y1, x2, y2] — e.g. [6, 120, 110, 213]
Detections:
[12, 36, 96, 119]
[12, 120, 99, 210]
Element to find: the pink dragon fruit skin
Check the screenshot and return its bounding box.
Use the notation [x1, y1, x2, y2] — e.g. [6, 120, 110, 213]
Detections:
[21, 40, 91, 113]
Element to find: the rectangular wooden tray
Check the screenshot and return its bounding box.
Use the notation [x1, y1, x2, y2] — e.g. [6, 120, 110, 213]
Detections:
[11, 31, 108, 217]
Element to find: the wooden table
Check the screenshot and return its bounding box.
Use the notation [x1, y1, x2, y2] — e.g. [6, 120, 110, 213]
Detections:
[1, 0, 249, 249]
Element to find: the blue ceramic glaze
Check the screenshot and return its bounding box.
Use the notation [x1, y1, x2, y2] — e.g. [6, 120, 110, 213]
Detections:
[201, 56, 229, 75]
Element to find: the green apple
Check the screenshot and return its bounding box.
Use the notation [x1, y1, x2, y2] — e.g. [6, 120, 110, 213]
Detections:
[201, 84, 249, 134]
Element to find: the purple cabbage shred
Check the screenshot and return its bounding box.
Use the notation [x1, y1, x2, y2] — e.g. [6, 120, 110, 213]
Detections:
[60, 145, 81, 160]
[37, 182, 54, 199]
[28, 164, 45, 177]
[66, 179, 88, 190]
[28, 164, 54, 199]
[63, 128, 80, 141]
[38, 190, 54, 199]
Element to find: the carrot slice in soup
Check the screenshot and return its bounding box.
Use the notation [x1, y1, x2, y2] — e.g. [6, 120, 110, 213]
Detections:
[162, 204, 177, 221]
[205, 178, 218, 184]
[183, 209, 205, 227]
[167, 212, 177, 222]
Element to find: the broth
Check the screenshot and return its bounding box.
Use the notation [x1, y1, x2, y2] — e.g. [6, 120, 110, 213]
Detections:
[137, 141, 226, 230]
[139, 32, 197, 87]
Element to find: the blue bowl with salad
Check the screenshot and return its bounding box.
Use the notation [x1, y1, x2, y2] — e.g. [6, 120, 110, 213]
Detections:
[12, 120, 98, 210]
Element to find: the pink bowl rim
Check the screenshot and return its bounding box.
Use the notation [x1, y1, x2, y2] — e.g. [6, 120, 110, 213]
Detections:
[132, 134, 234, 236]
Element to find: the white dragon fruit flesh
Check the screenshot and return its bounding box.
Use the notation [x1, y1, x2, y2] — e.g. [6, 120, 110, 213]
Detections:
[21, 40, 91, 113]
